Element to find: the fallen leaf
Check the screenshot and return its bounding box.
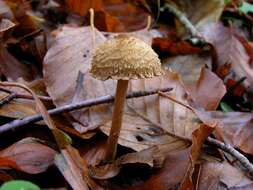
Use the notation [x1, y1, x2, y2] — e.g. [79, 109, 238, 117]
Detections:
[196, 110, 253, 155]
[163, 54, 211, 85]
[152, 38, 202, 56]
[55, 145, 103, 190]
[116, 149, 191, 190]
[65, 0, 104, 16]
[0, 137, 56, 174]
[198, 161, 253, 189]
[180, 124, 215, 190]
[89, 143, 189, 180]
[0, 18, 15, 34]
[0, 45, 33, 81]
[200, 22, 253, 90]
[186, 68, 226, 110]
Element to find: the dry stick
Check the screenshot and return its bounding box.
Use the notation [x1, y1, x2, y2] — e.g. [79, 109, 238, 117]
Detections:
[0, 93, 18, 107]
[164, 3, 201, 37]
[0, 88, 172, 134]
[0, 87, 52, 102]
[158, 92, 253, 178]
[207, 137, 253, 178]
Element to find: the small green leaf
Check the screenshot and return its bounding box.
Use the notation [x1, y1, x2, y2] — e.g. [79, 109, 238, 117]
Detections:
[220, 102, 234, 112]
[239, 2, 253, 14]
[0, 180, 40, 190]
[224, 0, 231, 5]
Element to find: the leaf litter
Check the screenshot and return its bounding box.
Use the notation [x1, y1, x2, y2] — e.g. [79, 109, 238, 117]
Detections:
[0, 0, 253, 189]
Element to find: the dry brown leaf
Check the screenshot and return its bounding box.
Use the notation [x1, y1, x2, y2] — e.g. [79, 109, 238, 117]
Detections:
[180, 124, 215, 190]
[0, 18, 15, 34]
[186, 68, 226, 110]
[164, 54, 211, 85]
[55, 145, 104, 190]
[198, 161, 253, 190]
[117, 149, 191, 190]
[196, 110, 253, 155]
[0, 45, 33, 81]
[89, 142, 189, 180]
[200, 22, 253, 90]
[0, 137, 56, 174]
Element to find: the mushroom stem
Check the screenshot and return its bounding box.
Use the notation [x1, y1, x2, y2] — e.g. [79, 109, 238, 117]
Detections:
[105, 79, 129, 161]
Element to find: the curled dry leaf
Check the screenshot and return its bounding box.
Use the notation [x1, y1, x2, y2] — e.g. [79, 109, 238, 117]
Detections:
[200, 22, 253, 90]
[0, 137, 56, 174]
[180, 124, 215, 190]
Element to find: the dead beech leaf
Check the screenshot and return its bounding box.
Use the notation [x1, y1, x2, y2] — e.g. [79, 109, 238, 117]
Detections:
[55, 145, 103, 190]
[200, 22, 253, 90]
[0, 18, 15, 33]
[0, 91, 37, 119]
[100, 71, 203, 152]
[0, 137, 56, 174]
[164, 54, 212, 85]
[119, 149, 191, 190]
[186, 68, 226, 110]
[65, 0, 104, 16]
[180, 124, 215, 190]
[196, 110, 253, 155]
[43, 26, 115, 133]
[152, 38, 202, 56]
[198, 161, 253, 190]
[0, 45, 33, 81]
[89, 143, 190, 180]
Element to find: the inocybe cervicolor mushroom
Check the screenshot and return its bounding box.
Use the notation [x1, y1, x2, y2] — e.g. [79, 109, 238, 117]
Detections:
[90, 35, 164, 161]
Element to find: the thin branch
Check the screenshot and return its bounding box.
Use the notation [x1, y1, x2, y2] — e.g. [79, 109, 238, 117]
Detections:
[0, 93, 17, 107]
[206, 137, 253, 178]
[164, 3, 201, 37]
[0, 87, 52, 101]
[0, 88, 172, 134]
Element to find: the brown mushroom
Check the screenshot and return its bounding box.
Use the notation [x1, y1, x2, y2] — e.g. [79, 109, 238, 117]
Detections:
[90, 35, 163, 161]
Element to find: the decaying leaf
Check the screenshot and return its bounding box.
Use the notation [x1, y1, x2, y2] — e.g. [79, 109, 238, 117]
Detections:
[186, 68, 226, 110]
[55, 145, 103, 190]
[0, 137, 56, 174]
[198, 161, 253, 190]
[180, 124, 215, 190]
[0, 45, 33, 81]
[196, 110, 253, 155]
[200, 22, 253, 90]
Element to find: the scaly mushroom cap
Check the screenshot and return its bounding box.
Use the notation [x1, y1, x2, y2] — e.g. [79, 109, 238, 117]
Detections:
[90, 35, 164, 80]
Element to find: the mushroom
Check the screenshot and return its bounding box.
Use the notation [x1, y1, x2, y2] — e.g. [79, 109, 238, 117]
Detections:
[90, 35, 164, 161]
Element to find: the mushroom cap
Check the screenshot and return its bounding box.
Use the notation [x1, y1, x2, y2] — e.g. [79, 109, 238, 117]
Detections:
[90, 35, 164, 80]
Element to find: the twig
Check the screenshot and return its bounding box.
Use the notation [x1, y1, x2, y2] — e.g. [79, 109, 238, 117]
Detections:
[0, 87, 52, 101]
[0, 93, 18, 107]
[164, 3, 201, 37]
[206, 137, 253, 178]
[0, 88, 172, 134]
